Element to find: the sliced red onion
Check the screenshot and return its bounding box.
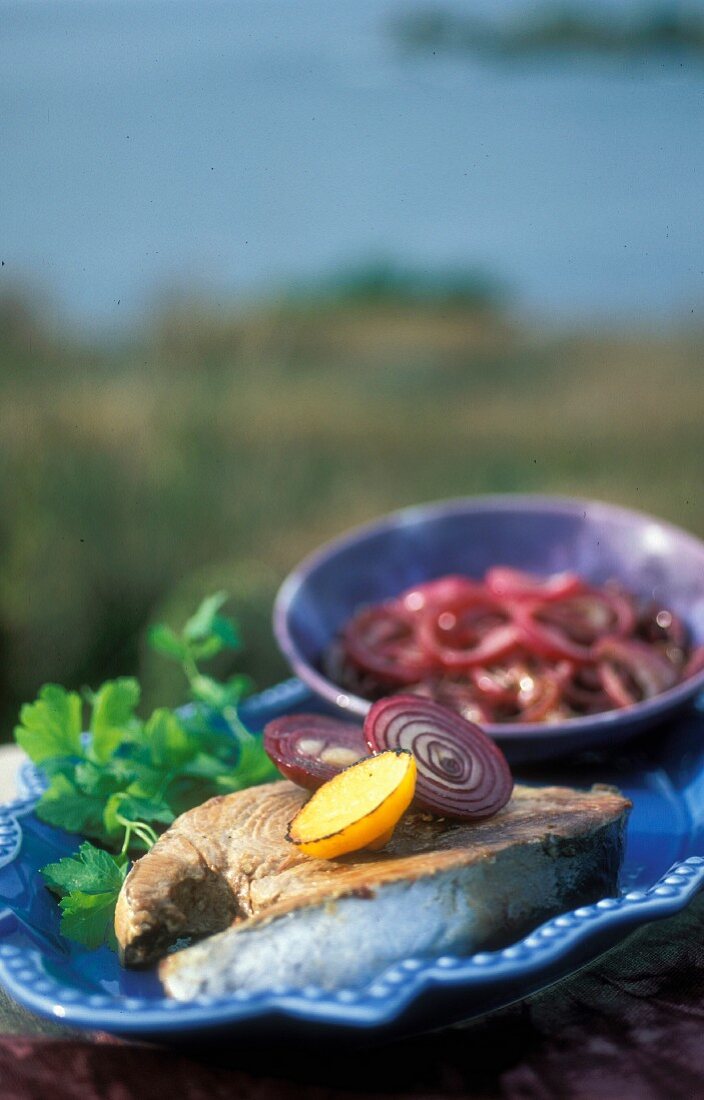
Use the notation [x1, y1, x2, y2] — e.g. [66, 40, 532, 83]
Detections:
[264, 714, 368, 790]
[363, 694, 513, 820]
[683, 645, 704, 680]
[400, 575, 485, 613]
[603, 591, 638, 637]
[485, 567, 586, 602]
[469, 664, 519, 704]
[594, 637, 679, 707]
[560, 662, 612, 712]
[597, 661, 637, 709]
[405, 678, 493, 725]
[512, 600, 594, 663]
[342, 601, 434, 684]
[515, 670, 562, 722]
[320, 638, 389, 700]
[637, 602, 689, 650]
[536, 591, 636, 644]
[417, 612, 521, 670]
[322, 569, 697, 725]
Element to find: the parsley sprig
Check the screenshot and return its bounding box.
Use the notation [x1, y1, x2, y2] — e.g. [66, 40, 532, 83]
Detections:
[15, 594, 278, 951]
[41, 843, 129, 950]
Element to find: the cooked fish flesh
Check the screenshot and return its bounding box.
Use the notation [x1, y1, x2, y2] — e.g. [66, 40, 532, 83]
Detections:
[114, 780, 630, 996]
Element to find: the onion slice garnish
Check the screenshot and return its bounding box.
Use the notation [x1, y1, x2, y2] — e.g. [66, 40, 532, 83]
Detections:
[363, 694, 513, 820]
[264, 714, 368, 790]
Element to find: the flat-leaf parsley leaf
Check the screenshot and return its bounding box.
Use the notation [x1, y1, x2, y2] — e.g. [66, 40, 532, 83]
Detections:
[42, 841, 128, 951]
[14, 685, 84, 764]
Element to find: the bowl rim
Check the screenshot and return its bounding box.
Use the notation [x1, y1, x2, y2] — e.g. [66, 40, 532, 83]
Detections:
[273, 493, 704, 738]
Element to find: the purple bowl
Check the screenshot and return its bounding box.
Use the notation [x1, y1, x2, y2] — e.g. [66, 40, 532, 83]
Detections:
[273, 495, 704, 762]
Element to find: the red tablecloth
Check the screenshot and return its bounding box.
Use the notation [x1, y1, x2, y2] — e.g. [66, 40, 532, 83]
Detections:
[2, 891, 704, 1100]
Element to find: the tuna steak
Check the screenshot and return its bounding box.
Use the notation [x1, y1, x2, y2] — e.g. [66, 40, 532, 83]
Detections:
[115, 780, 630, 996]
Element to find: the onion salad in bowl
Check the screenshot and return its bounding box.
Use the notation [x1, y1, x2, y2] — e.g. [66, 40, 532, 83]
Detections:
[273, 496, 704, 762]
[322, 568, 702, 727]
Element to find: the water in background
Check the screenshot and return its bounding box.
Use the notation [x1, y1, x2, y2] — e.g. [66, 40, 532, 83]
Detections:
[2, 0, 704, 328]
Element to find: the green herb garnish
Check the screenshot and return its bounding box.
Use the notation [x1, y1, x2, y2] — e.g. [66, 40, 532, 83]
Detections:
[41, 842, 128, 951]
[148, 590, 254, 712]
[15, 594, 278, 951]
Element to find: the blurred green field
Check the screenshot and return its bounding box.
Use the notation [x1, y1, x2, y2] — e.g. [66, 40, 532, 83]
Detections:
[1, 287, 703, 738]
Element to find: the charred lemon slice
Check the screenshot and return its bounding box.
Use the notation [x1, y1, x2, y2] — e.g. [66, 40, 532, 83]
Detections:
[286, 750, 416, 859]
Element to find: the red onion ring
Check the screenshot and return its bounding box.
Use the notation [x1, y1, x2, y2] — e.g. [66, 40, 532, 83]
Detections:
[637, 602, 689, 651]
[536, 591, 635, 644]
[683, 645, 704, 679]
[560, 662, 611, 713]
[415, 582, 521, 668]
[363, 694, 513, 820]
[601, 590, 638, 637]
[342, 601, 434, 684]
[515, 670, 562, 722]
[485, 567, 586, 602]
[264, 714, 368, 790]
[512, 600, 594, 663]
[469, 664, 519, 704]
[594, 637, 679, 707]
[421, 621, 522, 670]
[405, 678, 494, 725]
[400, 575, 486, 613]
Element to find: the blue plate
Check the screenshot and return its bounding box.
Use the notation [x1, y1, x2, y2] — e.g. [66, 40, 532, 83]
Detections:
[1, 678, 704, 1043]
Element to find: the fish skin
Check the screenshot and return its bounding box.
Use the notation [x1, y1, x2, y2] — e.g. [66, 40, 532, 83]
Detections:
[115, 780, 630, 995]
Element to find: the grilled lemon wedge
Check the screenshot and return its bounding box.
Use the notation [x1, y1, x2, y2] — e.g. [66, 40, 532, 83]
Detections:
[286, 750, 416, 859]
